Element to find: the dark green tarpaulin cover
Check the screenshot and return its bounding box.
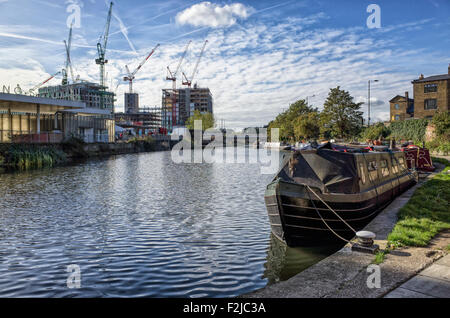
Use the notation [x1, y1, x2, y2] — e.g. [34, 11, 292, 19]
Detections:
[277, 143, 358, 194]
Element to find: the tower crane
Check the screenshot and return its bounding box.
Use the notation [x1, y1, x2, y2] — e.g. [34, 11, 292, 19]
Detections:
[62, 24, 74, 85]
[123, 43, 160, 94]
[166, 40, 191, 129]
[29, 71, 61, 95]
[64, 39, 77, 84]
[182, 40, 208, 88]
[96, 2, 113, 109]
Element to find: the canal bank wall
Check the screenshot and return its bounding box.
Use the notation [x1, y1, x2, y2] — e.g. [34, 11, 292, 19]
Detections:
[73, 139, 172, 158]
[244, 163, 449, 298]
[0, 137, 174, 171]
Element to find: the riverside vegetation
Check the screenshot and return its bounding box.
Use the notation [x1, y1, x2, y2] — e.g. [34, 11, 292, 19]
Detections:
[374, 157, 450, 264]
[266, 87, 449, 155]
[0, 135, 158, 172]
[0, 144, 67, 171]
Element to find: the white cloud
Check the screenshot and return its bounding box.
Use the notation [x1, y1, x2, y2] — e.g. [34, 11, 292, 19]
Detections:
[175, 2, 253, 28]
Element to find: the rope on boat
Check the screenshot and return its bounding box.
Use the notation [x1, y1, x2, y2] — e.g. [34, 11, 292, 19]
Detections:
[305, 184, 356, 244]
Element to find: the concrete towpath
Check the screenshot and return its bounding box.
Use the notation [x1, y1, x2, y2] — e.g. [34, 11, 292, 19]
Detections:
[384, 254, 450, 298]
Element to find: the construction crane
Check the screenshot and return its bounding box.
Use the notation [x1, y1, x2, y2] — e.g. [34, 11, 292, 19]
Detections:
[114, 82, 120, 94]
[166, 40, 191, 84]
[166, 40, 191, 129]
[64, 39, 77, 84]
[29, 71, 61, 95]
[182, 40, 208, 88]
[62, 24, 74, 85]
[96, 1, 113, 109]
[123, 43, 160, 94]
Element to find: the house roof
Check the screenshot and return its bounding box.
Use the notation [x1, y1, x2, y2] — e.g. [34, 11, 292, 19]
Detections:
[412, 73, 450, 83]
[389, 95, 414, 103]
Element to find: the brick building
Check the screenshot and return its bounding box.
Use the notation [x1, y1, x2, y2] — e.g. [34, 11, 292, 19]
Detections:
[390, 64, 450, 121]
[411, 65, 450, 119]
[389, 92, 414, 121]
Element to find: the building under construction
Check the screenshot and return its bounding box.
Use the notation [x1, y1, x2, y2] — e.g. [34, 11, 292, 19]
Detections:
[38, 82, 115, 113]
[115, 106, 161, 135]
[124, 93, 139, 114]
[162, 85, 213, 129]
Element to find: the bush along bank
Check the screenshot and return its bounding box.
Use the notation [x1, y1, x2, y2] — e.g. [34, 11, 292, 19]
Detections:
[0, 144, 67, 171]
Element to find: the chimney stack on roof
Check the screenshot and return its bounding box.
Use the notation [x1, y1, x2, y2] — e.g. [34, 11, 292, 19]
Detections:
[419, 74, 424, 80]
[405, 91, 409, 109]
[448, 63, 450, 75]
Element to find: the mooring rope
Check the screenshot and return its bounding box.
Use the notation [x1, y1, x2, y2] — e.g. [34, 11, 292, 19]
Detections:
[305, 185, 353, 244]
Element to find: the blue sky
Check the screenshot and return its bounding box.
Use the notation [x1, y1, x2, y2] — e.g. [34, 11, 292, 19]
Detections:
[0, 0, 449, 128]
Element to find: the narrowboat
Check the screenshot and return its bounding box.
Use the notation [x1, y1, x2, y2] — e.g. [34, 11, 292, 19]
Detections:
[265, 142, 418, 247]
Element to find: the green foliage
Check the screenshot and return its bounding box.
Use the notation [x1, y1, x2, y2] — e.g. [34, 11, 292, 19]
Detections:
[1, 145, 66, 170]
[361, 122, 390, 141]
[432, 111, 450, 137]
[388, 119, 429, 144]
[267, 99, 316, 141]
[387, 159, 450, 247]
[293, 112, 320, 141]
[186, 111, 215, 131]
[427, 138, 450, 155]
[320, 86, 364, 139]
[373, 250, 388, 264]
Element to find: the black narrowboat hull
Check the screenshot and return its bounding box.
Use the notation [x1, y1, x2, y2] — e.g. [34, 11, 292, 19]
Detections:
[265, 173, 417, 247]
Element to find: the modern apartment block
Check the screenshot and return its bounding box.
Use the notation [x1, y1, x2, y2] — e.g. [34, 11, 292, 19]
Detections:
[390, 64, 450, 122]
[38, 82, 115, 114]
[162, 86, 213, 130]
[0, 92, 115, 143]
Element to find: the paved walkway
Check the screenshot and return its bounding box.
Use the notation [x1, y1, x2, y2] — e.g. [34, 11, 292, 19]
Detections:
[384, 254, 450, 298]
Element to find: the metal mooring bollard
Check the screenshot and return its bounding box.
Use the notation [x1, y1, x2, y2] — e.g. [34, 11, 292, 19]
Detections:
[351, 231, 379, 254]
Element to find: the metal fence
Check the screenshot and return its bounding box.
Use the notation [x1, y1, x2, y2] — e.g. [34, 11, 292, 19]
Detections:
[0, 130, 63, 144]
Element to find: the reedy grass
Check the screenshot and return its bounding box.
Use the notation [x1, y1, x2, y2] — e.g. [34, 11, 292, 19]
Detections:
[1, 145, 67, 170]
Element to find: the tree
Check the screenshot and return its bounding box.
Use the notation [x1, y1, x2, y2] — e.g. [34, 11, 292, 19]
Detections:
[432, 111, 450, 138]
[267, 99, 316, 141]
[294, 112, 320, 141]
[185, 111, 215, 131]
[361, 122, 390, 141]
[320, 87, 364, 139]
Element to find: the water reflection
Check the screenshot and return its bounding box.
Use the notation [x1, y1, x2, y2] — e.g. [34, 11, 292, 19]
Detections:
[264, 234, 344, 285]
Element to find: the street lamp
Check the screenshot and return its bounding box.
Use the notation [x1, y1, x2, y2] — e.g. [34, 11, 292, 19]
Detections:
[368, 80, 378, 126]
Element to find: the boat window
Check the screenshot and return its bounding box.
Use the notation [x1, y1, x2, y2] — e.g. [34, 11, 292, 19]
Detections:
[359, 163, 366, 184]
[380, 160, 390, 177]
[367, 161, 378, 180]
[392, 158, 399, 174]
[399, 157, 406, 170]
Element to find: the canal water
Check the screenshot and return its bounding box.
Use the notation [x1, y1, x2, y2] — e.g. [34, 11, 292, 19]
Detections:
[0, 150, 342, 297]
